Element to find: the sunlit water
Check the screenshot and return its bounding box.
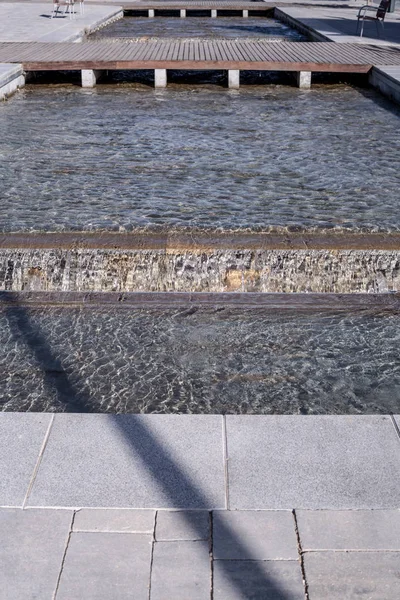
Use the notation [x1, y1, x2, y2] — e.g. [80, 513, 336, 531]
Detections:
[1, 84, 400, 232]
[89, 15, 306, 41]
[1, 305, 399, 414]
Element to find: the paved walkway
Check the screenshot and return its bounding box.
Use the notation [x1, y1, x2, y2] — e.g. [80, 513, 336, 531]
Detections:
[2, 413, 400, 599]
[277, 4, 400, 46]
[0, 2, 122, 43]
[4, 505, 400, 599]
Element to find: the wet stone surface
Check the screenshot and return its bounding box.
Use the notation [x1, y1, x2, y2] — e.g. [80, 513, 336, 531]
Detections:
[89, 16, 306, 41]
[1, 85, 400, 233]
[1, 305, 400, 414]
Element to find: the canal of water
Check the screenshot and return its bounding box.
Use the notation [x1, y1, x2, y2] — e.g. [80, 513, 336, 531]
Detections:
[89, 15, 307, 41]
[1, 14, 400, 414]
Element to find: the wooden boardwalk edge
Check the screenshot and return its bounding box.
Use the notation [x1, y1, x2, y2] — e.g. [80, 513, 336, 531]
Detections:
[22, 60, 372, 72]
[0, 41, 399, 72]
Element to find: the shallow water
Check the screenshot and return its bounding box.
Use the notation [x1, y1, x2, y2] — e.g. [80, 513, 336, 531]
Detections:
[1, 305, 399, 414]
[89, 16, 306, 41]
[1, 84, 400, 232]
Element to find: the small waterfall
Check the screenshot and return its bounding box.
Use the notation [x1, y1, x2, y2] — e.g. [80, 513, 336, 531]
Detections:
[1, 247, 400, 293]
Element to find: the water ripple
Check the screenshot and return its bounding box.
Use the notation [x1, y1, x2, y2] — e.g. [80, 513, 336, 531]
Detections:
[1, 306, 399, 414]
[0, 85, 399, 232]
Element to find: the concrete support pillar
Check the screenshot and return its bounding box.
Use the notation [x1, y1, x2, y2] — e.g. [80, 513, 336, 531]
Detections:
[180, 9, 186, 17]
[296, 71, 311, 89]
[211, 9, 217, 17]
[228, 69, 240, 89]
[81, 69, 101, 88]
[148, 9, 155, 17]
[243, 9, 248, 17]
[154, 69, 167, 88]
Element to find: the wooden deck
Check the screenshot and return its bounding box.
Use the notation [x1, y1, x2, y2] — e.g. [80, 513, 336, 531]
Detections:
[1, 40, 400, 72]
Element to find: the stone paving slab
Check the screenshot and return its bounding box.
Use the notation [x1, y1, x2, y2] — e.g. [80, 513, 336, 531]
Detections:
[4, 506, 400, 599]
[304, 551, 400, 599]
[150, 540, 210, 600]
[296, 509, 400, 550]
[155, 510, 210, 541]
[27, 414, 225, 508]
[213, 560, 305, 600]
[226, 416, 400, 509]
[0, 413, 51, 506]
[0, 508, 72, 600]
[56, 532, 153, 600]
[73, 508, 156, 532]
[0, 3, 123, 43]
[213, 510, 298, 560]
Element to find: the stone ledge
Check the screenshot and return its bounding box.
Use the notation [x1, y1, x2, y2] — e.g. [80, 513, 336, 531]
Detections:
[0, 62, 24, 99]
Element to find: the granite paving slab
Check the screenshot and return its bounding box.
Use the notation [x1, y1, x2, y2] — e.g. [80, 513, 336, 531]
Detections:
[150, 540, 210, 600]
[56, 532, 152, 600]
[226, 416, 400, 509]
[0, 413, 51, 506]
[296, 509, 400, 550]
[213, 510, 298, 560]
[213, 560, 305, 600]
[73, 508, 156, 533]
[0, 508, 72, 600]
[304, 552, 400, 599]
[27, 414, 225, 508]
[155, 510, 210, 541]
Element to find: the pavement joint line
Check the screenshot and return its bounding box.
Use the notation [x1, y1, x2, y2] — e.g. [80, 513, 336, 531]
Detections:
[302, 549, 400, 553]
[52, 509, 76, 600]
[212, 558, 305, 561]
[222, 415, 229, 511]
[293, 509, 310, 600]
[210, 510, 215, 600]
[22, 413, 55, 509]
[71, 529, 156, 534]
[148, 511, 157, 600]
[390, 414, 400, 443]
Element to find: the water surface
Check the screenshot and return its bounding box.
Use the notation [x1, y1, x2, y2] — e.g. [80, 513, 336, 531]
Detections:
[90, 16, 306, 41]
[1, 85, 400, 232]
[1, 304, 399, 414]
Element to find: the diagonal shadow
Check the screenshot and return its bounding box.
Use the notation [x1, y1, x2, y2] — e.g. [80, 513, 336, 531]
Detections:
[1, 292, 298, 600]
[1, 293, 90, 413]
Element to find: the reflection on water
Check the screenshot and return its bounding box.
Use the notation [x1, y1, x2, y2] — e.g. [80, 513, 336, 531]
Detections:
[1, 85, 400, 232]
[89, 16, 306, 41]
[1, 305, 400, 414]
